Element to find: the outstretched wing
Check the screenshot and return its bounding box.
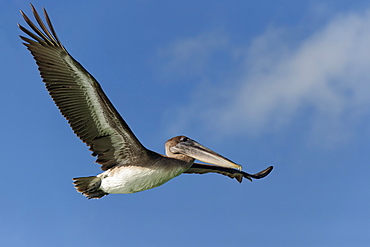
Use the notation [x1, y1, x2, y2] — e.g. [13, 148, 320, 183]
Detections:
[19, 4, 150, 170]
[184, 163, 273, 183]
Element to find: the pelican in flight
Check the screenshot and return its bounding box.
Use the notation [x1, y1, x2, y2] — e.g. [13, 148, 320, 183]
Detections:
[19, 5, 273, 199]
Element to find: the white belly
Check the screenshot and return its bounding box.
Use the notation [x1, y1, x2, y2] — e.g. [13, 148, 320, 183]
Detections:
[99, 166, 185, 194]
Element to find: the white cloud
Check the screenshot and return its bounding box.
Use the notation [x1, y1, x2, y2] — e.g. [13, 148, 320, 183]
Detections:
[162, 9, 370, 146]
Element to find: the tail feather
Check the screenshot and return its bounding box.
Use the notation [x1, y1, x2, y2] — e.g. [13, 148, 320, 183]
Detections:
[72, 176, 108, 199]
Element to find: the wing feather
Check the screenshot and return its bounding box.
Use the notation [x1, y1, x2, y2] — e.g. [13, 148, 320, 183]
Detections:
[184, 163, 273, 183]
[19, 4, 150, 170]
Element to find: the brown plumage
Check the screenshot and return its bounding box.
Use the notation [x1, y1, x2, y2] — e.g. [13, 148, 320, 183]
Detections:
[19, 4, 273, 199]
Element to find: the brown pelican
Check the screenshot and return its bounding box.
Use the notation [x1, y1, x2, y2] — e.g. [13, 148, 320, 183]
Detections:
[19, 5, 273, 199]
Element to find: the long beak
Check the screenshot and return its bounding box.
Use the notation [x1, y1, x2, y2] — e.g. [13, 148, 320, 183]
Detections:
[170, 140, 243, 171]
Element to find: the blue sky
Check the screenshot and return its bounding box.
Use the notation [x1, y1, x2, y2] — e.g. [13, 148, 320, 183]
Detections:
[1, 0, 370, 246]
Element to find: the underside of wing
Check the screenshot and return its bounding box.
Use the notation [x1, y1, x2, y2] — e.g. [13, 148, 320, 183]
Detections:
[184, 163, 273, 183]
[19, 4, 150, 170]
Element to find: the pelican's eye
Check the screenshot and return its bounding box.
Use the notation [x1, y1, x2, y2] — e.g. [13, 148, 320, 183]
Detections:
[180, 136, 189, 142]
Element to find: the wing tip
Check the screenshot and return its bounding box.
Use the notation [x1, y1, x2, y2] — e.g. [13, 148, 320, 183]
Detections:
[250, 166, 273, 179]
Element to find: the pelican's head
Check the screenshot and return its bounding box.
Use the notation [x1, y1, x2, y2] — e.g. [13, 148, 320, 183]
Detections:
[165, 136, 242, 170]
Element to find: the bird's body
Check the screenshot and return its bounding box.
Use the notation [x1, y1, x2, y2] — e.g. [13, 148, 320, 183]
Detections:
[19, 4, 273, 199]
[99, 162, 188, 194]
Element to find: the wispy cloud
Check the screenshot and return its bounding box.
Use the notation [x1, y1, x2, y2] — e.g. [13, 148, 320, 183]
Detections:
[160, 9, 370, 146]
[157, 29, 229, 80]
